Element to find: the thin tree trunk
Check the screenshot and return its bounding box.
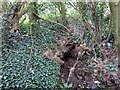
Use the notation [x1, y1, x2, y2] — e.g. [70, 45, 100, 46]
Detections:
[56, 2, 67, 26]
[29, 2, 38, 35]
[0, 2, 3, 88]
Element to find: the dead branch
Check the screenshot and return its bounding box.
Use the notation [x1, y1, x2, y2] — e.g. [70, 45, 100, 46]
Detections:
[67, 51, 82, 83]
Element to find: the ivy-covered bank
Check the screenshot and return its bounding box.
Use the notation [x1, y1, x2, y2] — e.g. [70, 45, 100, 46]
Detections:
[2, 13, 61, 89]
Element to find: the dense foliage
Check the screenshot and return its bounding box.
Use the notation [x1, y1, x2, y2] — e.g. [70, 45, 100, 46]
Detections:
[1, 2, 120, 89]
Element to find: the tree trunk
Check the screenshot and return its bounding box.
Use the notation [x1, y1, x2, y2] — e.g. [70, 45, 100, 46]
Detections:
[109, 2, 120, 74]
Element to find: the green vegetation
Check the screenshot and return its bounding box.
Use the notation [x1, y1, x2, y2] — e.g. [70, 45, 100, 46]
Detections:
[1, 1, 120, 89]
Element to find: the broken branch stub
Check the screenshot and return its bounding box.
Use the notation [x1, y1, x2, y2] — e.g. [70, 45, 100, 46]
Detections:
[43, 47, 64, 65]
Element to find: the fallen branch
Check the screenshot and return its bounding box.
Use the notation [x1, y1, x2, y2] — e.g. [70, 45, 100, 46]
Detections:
[67, 60, 79, 83]
[67, 51, 81, 83]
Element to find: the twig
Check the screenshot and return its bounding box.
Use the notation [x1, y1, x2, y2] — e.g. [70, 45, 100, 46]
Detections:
[26, 23, 34, 70]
